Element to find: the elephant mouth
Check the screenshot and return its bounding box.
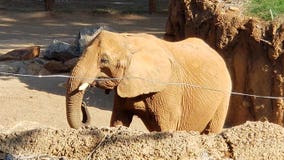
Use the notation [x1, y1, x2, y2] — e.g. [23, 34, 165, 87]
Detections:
[95, 77, 118, 89]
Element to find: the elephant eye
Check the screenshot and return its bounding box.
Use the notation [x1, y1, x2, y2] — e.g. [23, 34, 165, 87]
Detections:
[100, 56, 109, 64]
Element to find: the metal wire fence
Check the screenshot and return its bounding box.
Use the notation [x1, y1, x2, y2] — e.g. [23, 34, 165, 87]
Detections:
[1, 71, 284, 100]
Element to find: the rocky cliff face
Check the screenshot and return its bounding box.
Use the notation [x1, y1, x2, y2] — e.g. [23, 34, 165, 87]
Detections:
[165, 0, 284, 127]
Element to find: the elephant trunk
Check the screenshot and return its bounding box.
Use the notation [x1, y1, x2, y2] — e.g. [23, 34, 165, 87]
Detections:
[66, 66, 95, 129]
[66, 42, 100, 129]
[66, 89, 91, 129]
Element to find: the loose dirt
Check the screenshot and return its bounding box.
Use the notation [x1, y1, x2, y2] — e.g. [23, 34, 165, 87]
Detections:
[1, 121, 284, 159]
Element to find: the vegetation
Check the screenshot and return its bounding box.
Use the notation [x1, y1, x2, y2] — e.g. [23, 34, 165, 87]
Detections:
[247, 0, 284, 21]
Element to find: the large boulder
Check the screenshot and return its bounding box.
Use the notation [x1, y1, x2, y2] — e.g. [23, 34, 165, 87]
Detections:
[43, 26, 105, 62]
[0, 27, 109, 75]
[41, 27, 108, 73]
[43, 40, 77, 62]
[74, 26, 105, 55]
[43, 58, 78, 73]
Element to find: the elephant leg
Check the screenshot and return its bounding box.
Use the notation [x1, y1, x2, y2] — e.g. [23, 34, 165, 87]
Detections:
[138, 112, 161, 132]
[157, 113, 180, 132]
[142, 94, 180, 132]
[110, 109, 133, 127]
[139, 105, 180, 132]
[110, 95, 134, 127]
[203, 98, 230, 133]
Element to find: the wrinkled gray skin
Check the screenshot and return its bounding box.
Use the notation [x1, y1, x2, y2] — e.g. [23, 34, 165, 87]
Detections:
[66, 30, 232, 133]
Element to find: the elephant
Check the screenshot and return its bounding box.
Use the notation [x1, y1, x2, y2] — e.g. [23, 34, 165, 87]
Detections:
[66, 30, 232, 133]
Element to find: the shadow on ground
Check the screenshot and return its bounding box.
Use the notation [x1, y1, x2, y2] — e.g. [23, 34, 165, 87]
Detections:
[15, 76, 114, 111]
[0, 1, 168, 112]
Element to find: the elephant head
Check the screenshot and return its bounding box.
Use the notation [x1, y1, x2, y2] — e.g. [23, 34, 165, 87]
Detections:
[66, 30, 173, 129]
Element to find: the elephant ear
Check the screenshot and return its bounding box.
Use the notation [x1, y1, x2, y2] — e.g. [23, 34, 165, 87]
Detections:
[117, 38, 173, 98]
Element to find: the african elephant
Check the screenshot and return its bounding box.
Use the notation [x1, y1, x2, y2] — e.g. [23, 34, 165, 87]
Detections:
[66, 30, 232, 133]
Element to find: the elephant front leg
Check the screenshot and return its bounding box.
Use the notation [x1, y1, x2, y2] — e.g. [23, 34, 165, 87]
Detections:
[110, 109, 133, 127]
[110, 95, 133, 127]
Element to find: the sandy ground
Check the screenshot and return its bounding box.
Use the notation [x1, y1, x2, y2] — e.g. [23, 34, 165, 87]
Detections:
[0, 10, 168, 131]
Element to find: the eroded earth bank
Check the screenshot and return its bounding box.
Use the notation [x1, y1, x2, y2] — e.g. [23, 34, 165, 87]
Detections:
[165, 0, 284, 127]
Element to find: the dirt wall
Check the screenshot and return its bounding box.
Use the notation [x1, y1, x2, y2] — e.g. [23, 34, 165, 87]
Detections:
[165, 0, 284, 127]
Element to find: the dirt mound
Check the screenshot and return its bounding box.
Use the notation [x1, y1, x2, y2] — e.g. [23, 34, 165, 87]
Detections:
[0, 124, 103, 159]
[92, 128, 227, 160]
[165, 0, 284, 127]
[223, 121, 284, 159]
[0, 121, 284, 159]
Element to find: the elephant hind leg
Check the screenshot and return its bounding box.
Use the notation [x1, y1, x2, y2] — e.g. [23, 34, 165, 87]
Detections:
[202, 98, 230, 134]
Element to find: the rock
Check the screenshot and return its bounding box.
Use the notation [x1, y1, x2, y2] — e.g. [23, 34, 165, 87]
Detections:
[38, 68, 52, 75]
[43, 40, 77, 62]
[63, 57, 79, 70]
[0, 54, 73, 75]
[0, 61, 25, 73]
[0, 46, 40, 61]
[43, 60, 70, 73]
[74, 26, 105, 54]
[24, 62, 44, 75]
[17, 58, 46, 75]
[0, 58, 46, 75]
[43, 57, 78, 73]
[0, 63, 19, 73]
[43, 26, 108, 62]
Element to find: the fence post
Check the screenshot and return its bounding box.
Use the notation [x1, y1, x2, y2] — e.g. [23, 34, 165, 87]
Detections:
[149, 0, 157, 14]
[44, 0, 55, 11]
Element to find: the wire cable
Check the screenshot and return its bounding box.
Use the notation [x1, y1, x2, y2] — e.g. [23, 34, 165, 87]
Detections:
[1, 71, 284, 100]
